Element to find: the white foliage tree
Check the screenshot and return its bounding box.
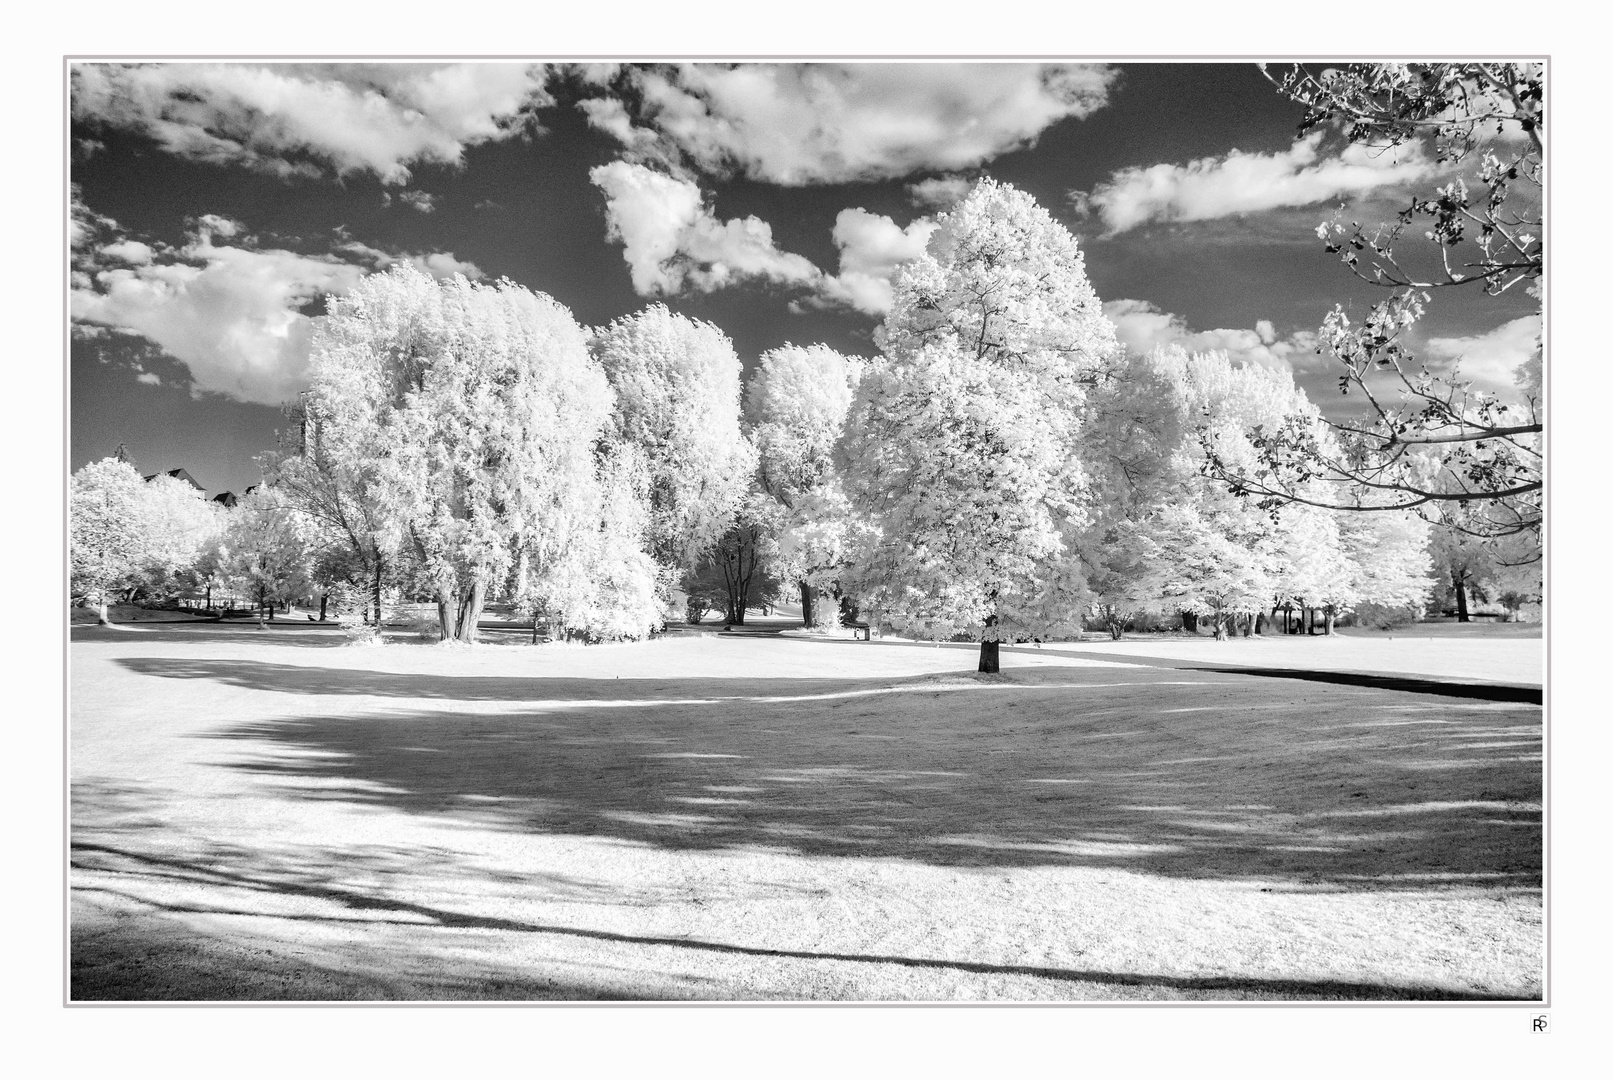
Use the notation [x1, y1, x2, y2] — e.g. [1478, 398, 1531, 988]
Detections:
[70, 457, 224, 622]
[1340, 510, 1433, 619]
[523, 443, 662, 641]
[745, 342, 864, 626]
[300, 265, 626, 642]
[592, 304, 756, 591]
[210, 487, 321, 623]
[845, 178, 1119, 671]
[1132, 498, 1281, 640]
[70, 457, 151, 623]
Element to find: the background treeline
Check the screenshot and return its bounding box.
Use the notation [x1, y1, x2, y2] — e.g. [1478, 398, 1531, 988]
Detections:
[70, 179, 1541, 654]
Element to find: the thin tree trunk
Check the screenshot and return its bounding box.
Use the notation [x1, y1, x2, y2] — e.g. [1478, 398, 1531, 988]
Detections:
[371, 556, 385, 633]
[318, 593, 328, 622]
[1323, 606, 1336, 635]
[96, 597, 110, 625]
[437, 593, 453, 640]
[799, 580, 816, 628]
[1455, 576, 1470, 622]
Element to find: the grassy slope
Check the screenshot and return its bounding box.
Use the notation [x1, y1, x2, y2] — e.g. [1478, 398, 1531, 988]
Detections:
[69, 626, 1542, 1001]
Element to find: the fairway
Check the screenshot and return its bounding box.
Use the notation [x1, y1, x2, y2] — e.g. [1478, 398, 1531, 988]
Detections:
[68, 625, 1543, 1001]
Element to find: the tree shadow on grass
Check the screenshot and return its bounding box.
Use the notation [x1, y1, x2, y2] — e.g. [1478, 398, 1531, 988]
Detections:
[75, 623, 354, 649]
[70, 832, 1521, 1001]
[114, 657, 1546, 892]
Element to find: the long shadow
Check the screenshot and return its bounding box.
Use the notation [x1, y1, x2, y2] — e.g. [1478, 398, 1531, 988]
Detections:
[113, 657, 1545, 889]
[768, 636, 1542, 703]
[76, 623, 352, 649]
[1193, 666, 1540, 704]
[114, 655, 1206, 701]
[71, 840, 1517, 1001]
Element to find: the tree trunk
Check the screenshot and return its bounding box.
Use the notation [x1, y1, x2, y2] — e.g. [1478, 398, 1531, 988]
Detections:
[1323, 606, 1336, 635]
[1212, 611, 1227, 641]
[1255, 611, 1267, 636]
[1454, 576, 1470, 622]
[1181, 611, 1198, 633]
[371, 557, 385, 633]
[454, 579, 487, 644]
[979, 607, 1000, 673]
[799, 580, 816, 627]
[318, 593, 328, 622]
[205, 585, 212, 610]
[437, 593, 453, 640]
[96, 598, 110, 625]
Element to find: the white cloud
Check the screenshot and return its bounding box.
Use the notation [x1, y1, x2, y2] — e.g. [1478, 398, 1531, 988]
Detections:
[99, 240, 155, 264]
[390, 189, 437, 213]
[1104, 299, 1320, 373]
[333, 238, 483, 281]
[907, 175, 974, 210]
[72, 208, 482, 404]
[71, 63, 553, 184]
[136, 371, 162, 385]
[814, 209, 939, 316]
[1424, 315, 1542, 395]
[1077, 133, 1439, 235]
[587, 64, 1117, 185]
[590, 160, 822, 295]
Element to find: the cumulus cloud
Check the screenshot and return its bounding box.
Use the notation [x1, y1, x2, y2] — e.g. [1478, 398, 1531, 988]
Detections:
[590, 160, 822, 295]
[71, 206, 482, 404]
[907, 175, 974, 210]
[1075, 133, 1439, 235]
[71, 62, 553, 185]
[584, 63, 1117, 185]
[1104, 299, 1320, 373]
[814, 208, 939, 316]
[332, 236, 484, 281]
[1423, 315, 1542, 396]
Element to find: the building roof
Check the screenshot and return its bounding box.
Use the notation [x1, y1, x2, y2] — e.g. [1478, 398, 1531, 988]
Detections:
[143, 467, 206, 493]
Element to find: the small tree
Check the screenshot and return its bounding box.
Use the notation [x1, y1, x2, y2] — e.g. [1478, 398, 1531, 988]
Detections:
[212, 488, 320, 624]
[70, 457, 149, 623]
[685, 493, 783, 626]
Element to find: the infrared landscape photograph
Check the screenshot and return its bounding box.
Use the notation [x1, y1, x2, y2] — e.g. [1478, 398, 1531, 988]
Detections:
[66, 59, 1544, 1005]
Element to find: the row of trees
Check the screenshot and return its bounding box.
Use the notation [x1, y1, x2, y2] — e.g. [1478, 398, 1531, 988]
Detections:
[69, 457, 336, 624]
[68, 182, 1476, 658]
[70, 66, 1543, 657]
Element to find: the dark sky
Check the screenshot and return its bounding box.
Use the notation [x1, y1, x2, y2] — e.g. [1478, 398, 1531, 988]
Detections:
[69, 61, 1539, 496]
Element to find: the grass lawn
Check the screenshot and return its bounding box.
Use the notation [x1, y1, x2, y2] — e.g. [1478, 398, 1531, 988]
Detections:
[69, 623, 1542, 1001]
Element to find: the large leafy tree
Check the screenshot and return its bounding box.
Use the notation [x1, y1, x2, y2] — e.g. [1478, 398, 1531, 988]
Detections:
[1214, 63, 1543, 546]
[744, 343, 863, 626]
[592, 305, 756, 597]
[845, 178, 1119, 671]
[295, 265, 622, 642]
